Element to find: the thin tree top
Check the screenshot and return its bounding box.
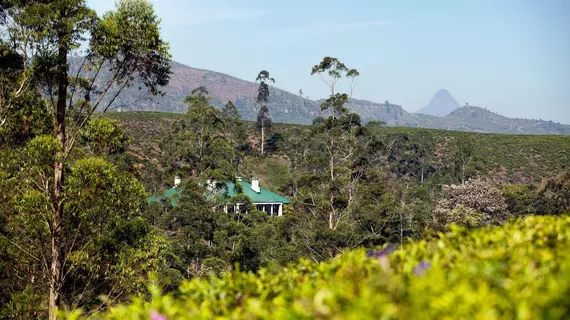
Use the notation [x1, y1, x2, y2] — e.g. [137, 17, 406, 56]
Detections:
[311, 57, 359, 95]
[256, 70, 274, 105]
[311, 57, 359, 80]
[256, 70, 275, 84]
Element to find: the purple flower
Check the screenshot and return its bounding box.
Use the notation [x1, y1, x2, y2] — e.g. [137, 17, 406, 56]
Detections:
[367, 244, 396, 258]
[151, 311, 167, 320]
[413, 261, 432, 276]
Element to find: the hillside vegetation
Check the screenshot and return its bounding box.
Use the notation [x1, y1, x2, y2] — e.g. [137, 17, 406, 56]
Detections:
[103, 111, 570, 189]
[70, 215, 570, 320]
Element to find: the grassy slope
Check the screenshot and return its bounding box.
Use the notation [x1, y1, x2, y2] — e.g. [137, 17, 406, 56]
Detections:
[103, 112, 570, 190]
[378, 126, 570, 183]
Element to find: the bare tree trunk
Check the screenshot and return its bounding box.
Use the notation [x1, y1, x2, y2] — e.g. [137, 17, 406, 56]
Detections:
[49, 174, 63, 320]
[328, 188, 337, 230]
[261, 126, 264, 155]
[329, 156, 334, 181]
[461, 157, 464, 184]
[399, 210, 403, 245]
[329, 138, 335, 181]
[328, 133, 335, 230]
[49, 36, 69, 320]
[399, 185, 408, 248]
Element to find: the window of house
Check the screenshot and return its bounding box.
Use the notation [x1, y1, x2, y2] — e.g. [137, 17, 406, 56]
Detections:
[264, 204, 272, 213]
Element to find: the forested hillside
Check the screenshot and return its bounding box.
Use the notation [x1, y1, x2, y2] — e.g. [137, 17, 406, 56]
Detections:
[103, 111, 570, 191]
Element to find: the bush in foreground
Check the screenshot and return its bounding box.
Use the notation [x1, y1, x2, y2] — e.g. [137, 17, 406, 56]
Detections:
[68, 215, 570, 320]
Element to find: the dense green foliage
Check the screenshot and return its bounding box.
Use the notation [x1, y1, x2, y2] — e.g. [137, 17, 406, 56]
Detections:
[68, 215, 570, 319]
[161, 92, 235, 179]
[0, 137, 172, 317]
[1, 0, 172, 318]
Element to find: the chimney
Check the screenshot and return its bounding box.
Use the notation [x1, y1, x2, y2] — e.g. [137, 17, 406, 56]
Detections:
[174, 175, 181, 187]
[251, 177, 260, 193]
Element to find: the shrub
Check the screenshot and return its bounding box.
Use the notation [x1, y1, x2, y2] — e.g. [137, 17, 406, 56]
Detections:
[68, 215, 570, 319]
[198, 258, 230, 278]
[502, 184, 535, 216]
[433, 179, 510, 229]
[81, 118, 129, 154]
[535, 171, 570, 214]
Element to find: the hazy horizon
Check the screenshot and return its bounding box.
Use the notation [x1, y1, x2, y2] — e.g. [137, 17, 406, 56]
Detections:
[88, 0, 570, 124]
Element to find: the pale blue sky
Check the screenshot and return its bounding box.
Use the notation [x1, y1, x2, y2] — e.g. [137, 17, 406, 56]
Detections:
[88, 0, 570, 124]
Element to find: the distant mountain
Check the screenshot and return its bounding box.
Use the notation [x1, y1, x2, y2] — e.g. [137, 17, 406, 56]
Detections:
[391, 106, 570, 135]
[416, 89, 460, 117]
[345, 99, 410, 124]
[89, 60, 570, 135]
[99, 61, 323, 124]
[443, 106, 570, 135]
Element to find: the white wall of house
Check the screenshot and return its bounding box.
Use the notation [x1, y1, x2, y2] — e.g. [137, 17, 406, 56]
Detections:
[217, 202, 284, 216]
[254, 203, 283, 216]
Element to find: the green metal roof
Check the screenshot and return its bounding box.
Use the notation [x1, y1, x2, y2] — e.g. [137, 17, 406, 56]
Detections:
[146, 181, 290, 206]
[146, 187, 182, 206]
[224, 181, 291, 204]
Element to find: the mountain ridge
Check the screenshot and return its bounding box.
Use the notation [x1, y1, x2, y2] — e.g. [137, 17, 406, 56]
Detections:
[101, 60, 570, 135]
